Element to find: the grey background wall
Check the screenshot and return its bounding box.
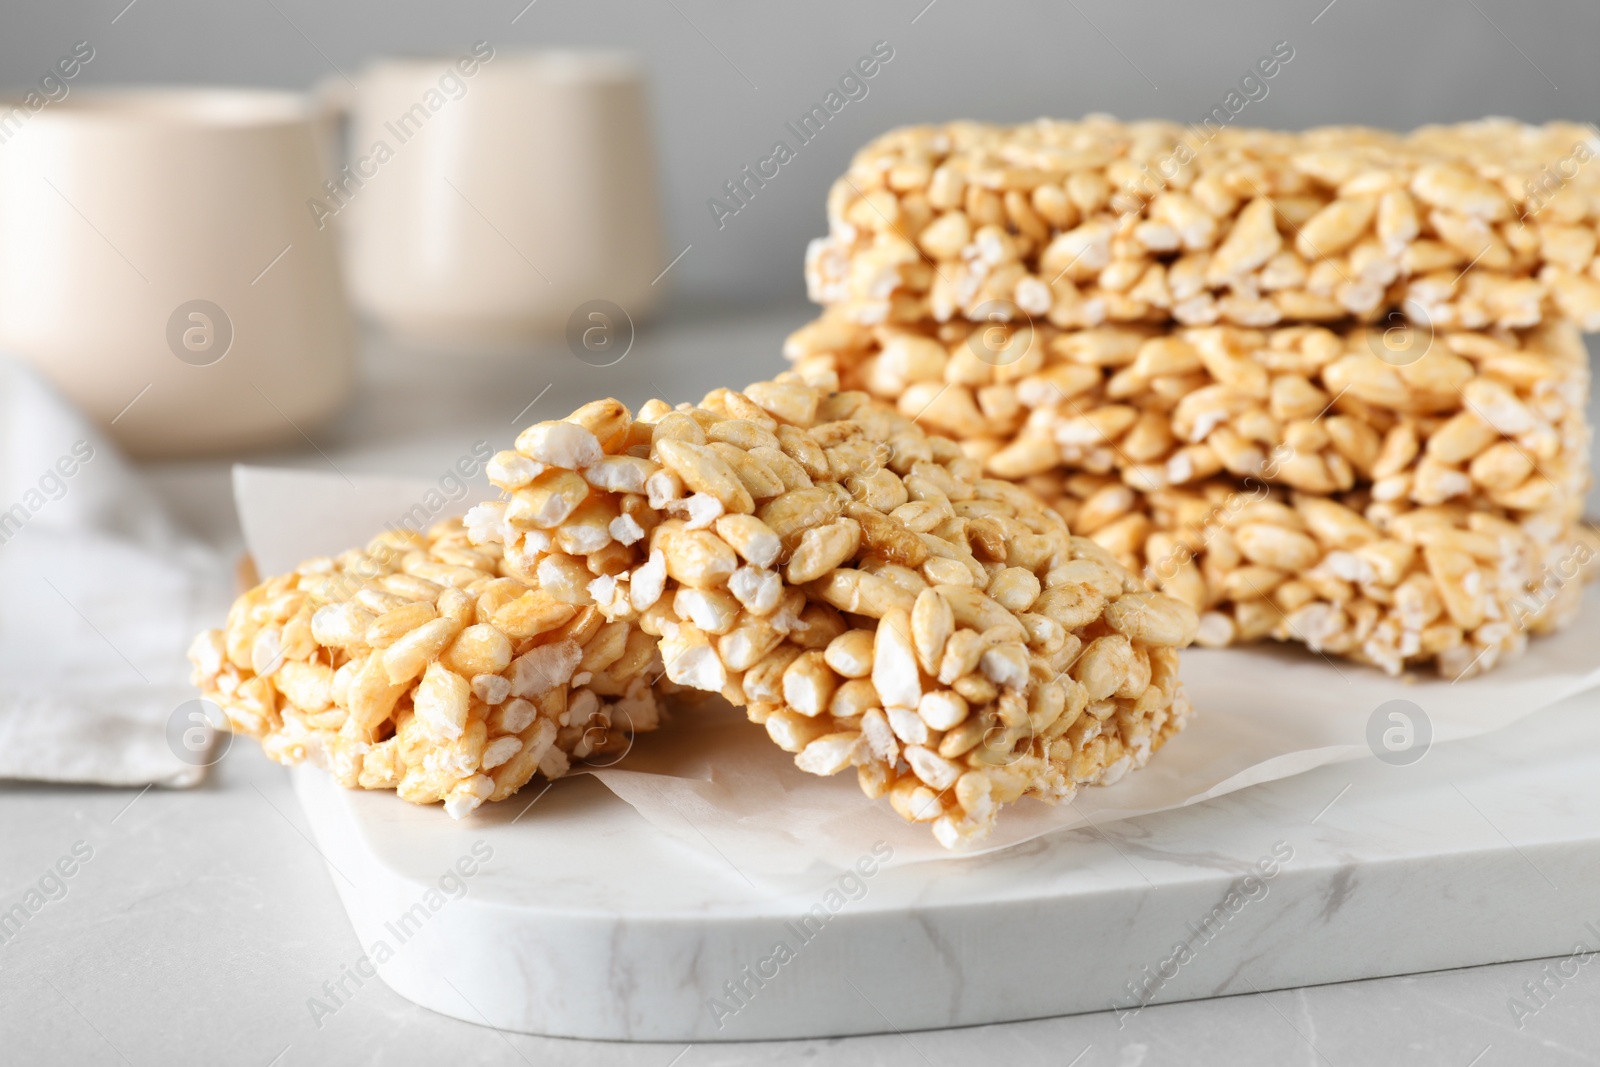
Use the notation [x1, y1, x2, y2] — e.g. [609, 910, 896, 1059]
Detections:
[5, 1, 1597, 306]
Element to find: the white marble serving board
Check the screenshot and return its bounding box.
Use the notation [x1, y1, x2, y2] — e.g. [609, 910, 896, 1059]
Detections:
[292, 681, 1600, 1042]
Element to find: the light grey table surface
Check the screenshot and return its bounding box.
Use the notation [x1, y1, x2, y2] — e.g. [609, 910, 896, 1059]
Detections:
[2, 304, 1597, 1067]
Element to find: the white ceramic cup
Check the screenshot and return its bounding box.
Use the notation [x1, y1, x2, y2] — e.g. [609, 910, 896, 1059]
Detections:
[331, 48, 664, 346]
[0, 88, 356, 458]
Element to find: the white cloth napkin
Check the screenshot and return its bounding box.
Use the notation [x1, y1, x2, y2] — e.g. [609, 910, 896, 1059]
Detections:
[0, 359, 230, 787]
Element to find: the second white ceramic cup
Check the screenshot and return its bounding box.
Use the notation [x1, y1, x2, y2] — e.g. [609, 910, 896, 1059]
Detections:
[331, 48, 665, 347]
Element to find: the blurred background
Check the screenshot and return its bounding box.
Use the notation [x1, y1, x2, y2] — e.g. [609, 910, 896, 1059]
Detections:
[8, 0, 1599, 308]
[5, 0, 1599, 532]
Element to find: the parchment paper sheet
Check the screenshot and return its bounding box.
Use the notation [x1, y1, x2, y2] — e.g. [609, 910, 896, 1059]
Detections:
[239, 466, 1600, 876]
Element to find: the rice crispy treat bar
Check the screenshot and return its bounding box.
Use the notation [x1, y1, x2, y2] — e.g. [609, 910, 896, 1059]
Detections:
[807, 118, 1600, 333]
[786, 315, 1590, 527]
[188, 373, 1199, 847]
[188, 521, 665, 819]
[464, 372, 1198, 847]
[787, 314, 1596, 676]
[1041, 471, 1600, 678]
